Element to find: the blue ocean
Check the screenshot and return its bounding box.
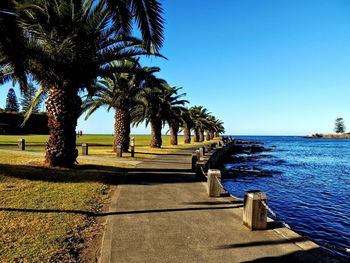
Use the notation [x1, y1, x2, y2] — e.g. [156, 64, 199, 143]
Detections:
[222, 136, 350, 259]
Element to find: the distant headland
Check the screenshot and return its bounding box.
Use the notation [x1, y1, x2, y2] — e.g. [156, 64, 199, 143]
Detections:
[305, 133, 350, 139]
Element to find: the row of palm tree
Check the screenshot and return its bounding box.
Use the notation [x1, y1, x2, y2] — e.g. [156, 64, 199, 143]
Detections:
[82, 60, 225, 151]
[0, 0, 164, 167]
[0, 0, 224, 167]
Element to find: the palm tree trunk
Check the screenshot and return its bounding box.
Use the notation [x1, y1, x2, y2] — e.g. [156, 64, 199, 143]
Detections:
[206, 132, 210, 141]
[150, 119, 162, 148]
[199, 129, 204, 142]
[45, 87, 80, 167]
[214, 132, 218, 138]
[210, 132, 214, 140]
[194, 128, 200, 142]
[184, 127, 191, 144]
[113, 108, 130, 152]
[170, 124, 179, 145]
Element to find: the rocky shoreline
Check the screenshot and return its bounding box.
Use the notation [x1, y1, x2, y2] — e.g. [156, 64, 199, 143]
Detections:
[305, 133, 350, 139]
[209, 138, 275, 178]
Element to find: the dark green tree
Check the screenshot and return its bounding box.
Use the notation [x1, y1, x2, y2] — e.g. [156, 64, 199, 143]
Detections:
[132, 78, 168, 148]
[5, 88, 19, 112]
[0, 0, 164, 167]
[21, 84, 44, 113]
[83, 61, 161, 152]
[334, 118, 346, 134]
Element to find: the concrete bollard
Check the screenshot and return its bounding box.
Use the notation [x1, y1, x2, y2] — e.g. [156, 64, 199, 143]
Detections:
[131, 137, 135, 158]
[207, 169, 222, 197]
[191, 153, 198, 172]
[243, 191, 267, 230]
[195, 150, 200, 161]
[199, 147, 204, 159]
[18, 139, 25, 150]
[82, 143, 88, 155]
[116, 145, 122, 157]
[195, 161, 206, 181]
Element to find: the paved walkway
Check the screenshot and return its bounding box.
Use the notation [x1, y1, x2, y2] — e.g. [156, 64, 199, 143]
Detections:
[99, 148, 339, 263]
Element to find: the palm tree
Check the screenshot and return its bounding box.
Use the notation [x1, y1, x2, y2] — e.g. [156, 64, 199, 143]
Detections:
[205, 115, 216, 141]
[0, 0, 28, 90]
[213, 119, 225, 137]
[132, 78, 167, 148]
[0, 0, 164, 167]
[163, 86, 188, 145]
[180, 108, 193, 144]
[83, 61, 160, 152]
[189, 106, 210, 142]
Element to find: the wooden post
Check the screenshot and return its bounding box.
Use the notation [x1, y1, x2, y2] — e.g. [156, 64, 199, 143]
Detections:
[130, 137, 135, 158]
[116, 145, 122, 157]
[191, 153, 198, 172]
[243, 191, 267, 230]
[18, 139, 25, 151]
[207, 169, 222, 197]
[82, 143, 88, 155]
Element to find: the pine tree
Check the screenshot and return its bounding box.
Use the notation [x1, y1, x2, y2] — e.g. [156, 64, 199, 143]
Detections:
[5, 88, 19, 112]
[21, 84, 43, 113]
[334, 118, 346, 134]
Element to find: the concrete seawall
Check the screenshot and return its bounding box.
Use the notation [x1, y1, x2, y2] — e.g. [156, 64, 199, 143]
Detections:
[98, 142, 343, 262]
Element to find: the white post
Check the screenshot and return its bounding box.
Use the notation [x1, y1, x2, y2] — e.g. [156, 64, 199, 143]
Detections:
[243, 191, 267, 230]
[131, 137, 135, 158]
[207, 169, 222, 197]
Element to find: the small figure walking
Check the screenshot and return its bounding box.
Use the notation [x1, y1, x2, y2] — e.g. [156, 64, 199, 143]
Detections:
[80, 130, 83, 137]
[77, 130, 80, 137]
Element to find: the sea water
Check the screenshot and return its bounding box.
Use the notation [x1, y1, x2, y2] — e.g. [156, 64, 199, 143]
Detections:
[222, 136, 350, 259]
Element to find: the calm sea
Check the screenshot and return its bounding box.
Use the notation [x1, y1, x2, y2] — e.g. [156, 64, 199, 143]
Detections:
[222, 136, 350, 259]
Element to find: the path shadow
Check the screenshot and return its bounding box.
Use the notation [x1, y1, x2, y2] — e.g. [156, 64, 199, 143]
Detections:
[183, 200, 243, 205]
[134, 151, 191, 156]
[0, 163, 197, 185]
[240, 247, 346, 263]
[0, 204, 243, 217]
[216, 237, 306, 249]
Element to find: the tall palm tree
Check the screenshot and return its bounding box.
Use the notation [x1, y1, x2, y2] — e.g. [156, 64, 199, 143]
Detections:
[0, 0, 28, 90]
[0, 0, 164, 167]
[163, 86, 188, 145]
[83, 61, 160, 152]
[189, 106, 210, 142]
[180, 108, 193, 144]
[213, 119, 225, 137]
[131, 78, 168, 148]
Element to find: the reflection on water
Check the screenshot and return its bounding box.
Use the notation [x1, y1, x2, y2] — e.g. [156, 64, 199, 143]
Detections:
[222, 136, 350, 259]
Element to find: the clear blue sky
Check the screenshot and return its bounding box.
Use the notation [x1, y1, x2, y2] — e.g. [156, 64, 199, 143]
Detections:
[1, 0, 350, 135]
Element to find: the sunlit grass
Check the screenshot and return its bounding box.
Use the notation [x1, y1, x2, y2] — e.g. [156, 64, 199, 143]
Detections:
[0, 134, 220, 159]
[0, 134, 220, 261]
[0, 152, 125, 262]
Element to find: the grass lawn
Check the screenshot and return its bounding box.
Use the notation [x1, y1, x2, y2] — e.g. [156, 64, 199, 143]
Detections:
[0, 151, 127, 262]
[0, 134, 219, 158]
[0, 134, 220, 261]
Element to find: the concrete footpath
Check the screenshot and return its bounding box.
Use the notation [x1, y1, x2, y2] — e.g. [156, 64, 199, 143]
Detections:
[99, 148, 339, 263]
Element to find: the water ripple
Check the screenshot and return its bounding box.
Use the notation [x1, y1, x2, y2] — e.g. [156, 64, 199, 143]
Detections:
[223, 136, 350, 260]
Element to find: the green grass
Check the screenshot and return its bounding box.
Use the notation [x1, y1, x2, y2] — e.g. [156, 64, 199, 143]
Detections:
[0, 134, 219, 157]
[0, 134, 220, 261]
[0, 151, 128, 262]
